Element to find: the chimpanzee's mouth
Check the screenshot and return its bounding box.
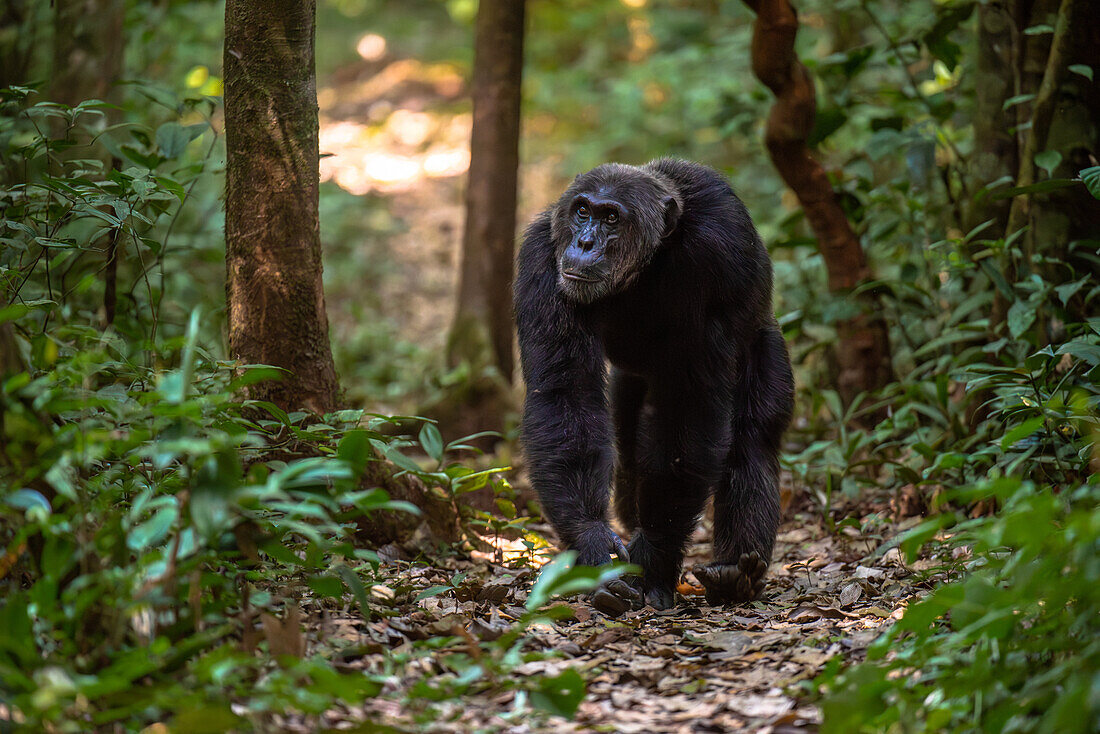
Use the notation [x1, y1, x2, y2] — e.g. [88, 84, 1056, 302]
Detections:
[562, 271, 600, 283]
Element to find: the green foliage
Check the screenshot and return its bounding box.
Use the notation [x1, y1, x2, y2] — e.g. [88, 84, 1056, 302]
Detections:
[818, 479, 1100, 733]
[0, 307, 402, 728]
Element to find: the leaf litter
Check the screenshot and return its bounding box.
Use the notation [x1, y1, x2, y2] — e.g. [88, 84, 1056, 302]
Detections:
[277, 500, 940, 733]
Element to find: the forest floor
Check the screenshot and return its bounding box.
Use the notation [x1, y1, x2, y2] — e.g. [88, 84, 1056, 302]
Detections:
[303, 49, 928, 732]
[299, 491, 932, 733]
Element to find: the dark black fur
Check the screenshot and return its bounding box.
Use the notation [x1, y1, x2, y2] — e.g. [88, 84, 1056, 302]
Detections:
[515, 159, 794, 612]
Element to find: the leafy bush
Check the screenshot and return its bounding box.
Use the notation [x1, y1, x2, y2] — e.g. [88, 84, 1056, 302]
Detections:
[818, 477, 1100, 734]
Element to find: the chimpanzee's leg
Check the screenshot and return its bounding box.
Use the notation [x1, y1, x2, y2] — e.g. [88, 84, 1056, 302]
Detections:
[610, 368, 647, 534]
[695, 326, 793, 605]
[625, 384, 733, 610]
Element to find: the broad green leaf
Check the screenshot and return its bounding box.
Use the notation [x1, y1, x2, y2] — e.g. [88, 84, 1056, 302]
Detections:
[530, 668, 586, 719]
[1007, 300, 1035, 339]
[128, 506, 178, 551]
[307, 575, 345, 599]
[1056, 340, 1100, 366]
[415, 584, 452, 601]
[337, 429, 372, 475]
[1001, 416, 1044, 450]
[155, 122, 202, 159]
[1080, 166, 1100, 200]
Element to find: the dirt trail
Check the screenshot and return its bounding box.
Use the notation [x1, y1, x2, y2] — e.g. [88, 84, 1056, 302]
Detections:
[320, 503, 922, 733]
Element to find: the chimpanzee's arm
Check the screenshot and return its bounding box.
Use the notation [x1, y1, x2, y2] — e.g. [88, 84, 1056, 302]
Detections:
[514, 214, 625, 566]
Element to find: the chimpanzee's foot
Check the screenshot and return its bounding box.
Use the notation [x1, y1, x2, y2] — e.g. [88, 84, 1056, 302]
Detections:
[693, 551, 768, 606]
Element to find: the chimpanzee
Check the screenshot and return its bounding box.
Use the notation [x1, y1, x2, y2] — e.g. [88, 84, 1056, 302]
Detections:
[514, 158, 794, 615]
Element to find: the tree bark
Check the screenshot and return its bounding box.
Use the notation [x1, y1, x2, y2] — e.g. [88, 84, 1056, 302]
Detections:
[224, 0, 340, 413]
[447, 0, 525, 386]
[742, 0, 892, 404]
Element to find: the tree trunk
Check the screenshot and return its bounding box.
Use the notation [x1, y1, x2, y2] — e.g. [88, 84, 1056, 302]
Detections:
[223, 0, 340, 414]
[742, 0, 893, 404]
[968, 0, 1017, 233]
[990, 0, 1099, 330]
[437, 0, 525, 438]
[1, 0, 40, 89]
[50, 0, 125, 106]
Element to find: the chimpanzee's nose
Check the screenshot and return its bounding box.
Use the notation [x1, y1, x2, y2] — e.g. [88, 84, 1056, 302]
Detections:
[577, 232, 595, 251]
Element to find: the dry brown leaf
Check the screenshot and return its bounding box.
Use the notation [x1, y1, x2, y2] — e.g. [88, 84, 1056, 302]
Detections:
[839, 582, 862, 607]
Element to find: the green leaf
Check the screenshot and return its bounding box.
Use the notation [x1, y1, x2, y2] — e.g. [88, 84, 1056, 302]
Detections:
[530, 668, 586, 719]
[418, 421, 444, 463]
[1056, 340, 1100, 366]
[337, 429, 372, 475]
[526, 553, 636, 611]
[808, 107, 848, 147]
[1034, 150, 1061, 177]
[1002, 93, 1035, 111]
[1068, 64, 1093, 81]
[191, 450, 242, 540]
[128, 506, 178, 551]
[170, 705, 245, 733]
[307, 575, 345, 599]
[1001, 416, 1044, 450]
[382, 445, 423, 474]
[1023, 23, 1053, 35]
[333, 564, 370, 612]
[495, 498, 517, 519]
[1007, 300, 1035, 339]
[1080, 166, 1100, 200]
[155, 122, 202, 159]
[988, 178, 1077, 200]
[416, 584, 452, 601]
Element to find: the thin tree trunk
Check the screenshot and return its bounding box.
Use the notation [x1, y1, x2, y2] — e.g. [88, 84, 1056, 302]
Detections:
[223, 0, 339, 413]
[1, 0, 39, 89]
[448, 0, 525, 386]
[50, 0, 125, 106]
[1005, 0, 1076, 244]
[742, 0, 892, 404]
[969, 0, 1017, 233]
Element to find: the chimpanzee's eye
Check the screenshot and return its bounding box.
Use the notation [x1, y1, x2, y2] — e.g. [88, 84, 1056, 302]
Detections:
[576, 205, 590, 219]
[606, 212, 619, 224]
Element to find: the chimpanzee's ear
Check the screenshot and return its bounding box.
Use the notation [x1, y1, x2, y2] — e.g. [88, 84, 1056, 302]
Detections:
[661, 195, 682, 238]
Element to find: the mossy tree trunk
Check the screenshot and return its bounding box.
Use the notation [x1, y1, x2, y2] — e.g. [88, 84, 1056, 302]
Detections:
[439, 0, 526, 437]
[223, 0, 340, 413]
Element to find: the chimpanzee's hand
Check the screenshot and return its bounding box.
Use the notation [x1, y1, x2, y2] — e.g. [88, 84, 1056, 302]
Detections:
[693, 551, 768, 606]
